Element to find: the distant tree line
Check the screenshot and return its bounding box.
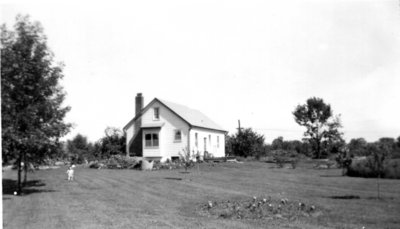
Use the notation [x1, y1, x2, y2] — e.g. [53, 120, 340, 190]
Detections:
[65, 127, 126, 164]
[226, 129, 400, 159]
[226, 97, 400, 162]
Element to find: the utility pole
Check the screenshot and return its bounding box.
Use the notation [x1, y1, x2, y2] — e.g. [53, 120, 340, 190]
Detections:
[237, 120, 243, 134]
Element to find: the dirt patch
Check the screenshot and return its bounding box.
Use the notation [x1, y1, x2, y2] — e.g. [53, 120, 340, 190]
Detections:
[196, 196, 324, 221]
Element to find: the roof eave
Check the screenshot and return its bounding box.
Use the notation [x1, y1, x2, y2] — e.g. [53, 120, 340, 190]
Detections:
[191, 125, 228, 133]
[123, 98, 227, 134]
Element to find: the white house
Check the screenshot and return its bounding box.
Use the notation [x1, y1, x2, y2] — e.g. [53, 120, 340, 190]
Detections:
[123, 93, 227, 162]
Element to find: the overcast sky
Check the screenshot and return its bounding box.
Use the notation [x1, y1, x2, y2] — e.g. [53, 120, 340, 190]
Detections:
[2, 0, 400, 143]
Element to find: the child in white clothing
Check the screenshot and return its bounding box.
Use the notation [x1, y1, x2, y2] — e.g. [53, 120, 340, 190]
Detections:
[67, 166, 74, 181]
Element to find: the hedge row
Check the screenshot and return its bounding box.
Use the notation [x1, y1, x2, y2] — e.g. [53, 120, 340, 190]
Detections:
[347, 159, 400, 179]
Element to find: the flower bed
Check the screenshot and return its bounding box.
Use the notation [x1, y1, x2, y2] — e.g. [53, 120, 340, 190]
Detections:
[197, 196, 323, 221]
[153, 160, 193, 170]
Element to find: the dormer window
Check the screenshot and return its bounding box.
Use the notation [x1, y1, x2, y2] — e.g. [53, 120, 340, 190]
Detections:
[174, 130, 182, 142]
[153, 107, 160, 120]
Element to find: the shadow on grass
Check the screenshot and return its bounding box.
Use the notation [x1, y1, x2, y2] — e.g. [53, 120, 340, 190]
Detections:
[328, 195, 396, 201]
[329, 195, 360, 199]
[320, 175, 343, 178]
[2, 179, 56, 196]
[366, 196, 395, 201]
[164, 177, 183, 181]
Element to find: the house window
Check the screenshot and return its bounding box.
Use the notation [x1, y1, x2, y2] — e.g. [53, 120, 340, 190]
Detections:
[209, 135, 211, 146]
[174, 130, 182, 142]
[217, 136, 220, 148]
[145, 133, 159, 147]
[153, 107, 160, 120]
[195, 133, 198, 147]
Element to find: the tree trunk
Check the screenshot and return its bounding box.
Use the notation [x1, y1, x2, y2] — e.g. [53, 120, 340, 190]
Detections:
[23, 157, 28, 186]
[377, 174, 380, 199]
[314, 138, 321, 159]
[17, 152, 22, 194]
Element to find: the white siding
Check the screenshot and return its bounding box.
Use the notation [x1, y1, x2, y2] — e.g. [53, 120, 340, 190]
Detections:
[125, 99, 225, 161]
[189, 127, 225, 158]
[141, 101, 190, 160]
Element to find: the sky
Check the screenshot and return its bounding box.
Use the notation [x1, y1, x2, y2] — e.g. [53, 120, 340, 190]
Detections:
[2, 0, 400, 143]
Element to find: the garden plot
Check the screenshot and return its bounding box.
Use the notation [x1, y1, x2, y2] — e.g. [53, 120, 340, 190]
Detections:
[197, 196, 323, 221]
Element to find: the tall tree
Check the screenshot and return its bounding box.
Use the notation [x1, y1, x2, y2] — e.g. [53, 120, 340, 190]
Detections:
[293, 97, 343, 158]
[1, 15, 71, 193]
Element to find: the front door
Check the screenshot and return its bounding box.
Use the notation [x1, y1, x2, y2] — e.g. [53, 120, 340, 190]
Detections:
[204, 137, 207, 152]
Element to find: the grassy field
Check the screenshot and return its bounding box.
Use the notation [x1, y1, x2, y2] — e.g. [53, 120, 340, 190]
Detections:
[3, 161, 400, 229]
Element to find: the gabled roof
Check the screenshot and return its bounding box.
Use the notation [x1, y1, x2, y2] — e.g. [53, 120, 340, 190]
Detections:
[123, 98, 226, 133]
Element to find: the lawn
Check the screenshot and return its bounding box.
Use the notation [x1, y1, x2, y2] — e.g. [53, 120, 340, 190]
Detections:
[3, 161, 400, 229]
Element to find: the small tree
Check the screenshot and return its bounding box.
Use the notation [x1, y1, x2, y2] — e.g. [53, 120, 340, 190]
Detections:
[227, 128, 265, 157]
[367, 142, 390, 199]
[335, 147, 352, 175]
[179, 147, 195, 172]
[271, 136, 284, 150]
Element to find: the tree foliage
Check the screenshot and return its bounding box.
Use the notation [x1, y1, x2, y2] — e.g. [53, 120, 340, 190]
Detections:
[66, 134, 93, 164]
[96, 127, 126, 159]
[226, 128, 265, 157]
[66, 128, 126, 163]
[271, 136, 311, 156]
[1, 15, 71, 192]
[347, 137, 400, 159]
[293, 97, 344, 158]
[348, 138, 368, 156]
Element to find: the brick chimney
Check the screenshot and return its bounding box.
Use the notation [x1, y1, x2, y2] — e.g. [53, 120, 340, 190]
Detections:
[135, 93, 143, 115]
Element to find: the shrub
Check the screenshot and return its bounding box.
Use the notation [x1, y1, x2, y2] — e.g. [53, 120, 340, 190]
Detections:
[274, 155, 286, 168]
[347, 158, 400, 179]
[226, 128, 265, 157]
[347, 159, 376, 178]
[106, 157, 119, 169]
[88, 161, 105, 169]
[88, 155, 140, 169]
[153, 159, 189, 170]
[290, 158, 299, 169]
[383, 159, 400, 179]
[272, 150, 299, 169]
